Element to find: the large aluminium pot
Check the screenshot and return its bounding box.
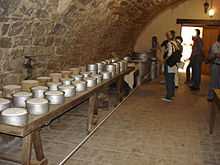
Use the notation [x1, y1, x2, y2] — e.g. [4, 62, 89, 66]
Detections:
[45, 91, 64, 105]
[106, 64, 116, 77]
[85, 77, 97, 88]
[13, 92, 32, 108]
[58, 85, 76, 97]
[1, 108, 27, 126]
[0, 98, 11, 112]
[96, 63, 105, 73]
[87, 64, 98, 72]
[32, 86, 48, 98]
[26, 98, 49, 115]
[73, 80, 87, 92]
[2, 85, 22, 98]
[47, 82, 62, 91]
[101, 71, 112, 80]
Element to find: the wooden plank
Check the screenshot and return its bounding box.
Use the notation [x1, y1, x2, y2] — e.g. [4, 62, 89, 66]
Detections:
[0, 152, 21, 164]
[32, 130, 47, 163]
[177, 19, 220, 26]
[0, 67, 134, 137]
[21, 134, 32, 165]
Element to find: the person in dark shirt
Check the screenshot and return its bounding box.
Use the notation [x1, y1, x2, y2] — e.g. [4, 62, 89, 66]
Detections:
[190, 29, 204, 90]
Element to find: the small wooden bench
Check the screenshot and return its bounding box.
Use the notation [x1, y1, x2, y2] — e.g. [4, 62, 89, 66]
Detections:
[209, 89, 220, 134]
[0, 67, 134, 165]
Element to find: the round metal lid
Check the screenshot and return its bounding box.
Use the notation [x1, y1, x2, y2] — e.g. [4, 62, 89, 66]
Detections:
[3, 85, 21, 90]
[49, 73, 62, 76]
[2, 108, 27, 117]
[37, 76, 51, 80]
[13, 92, 32, 97]
[22, 80, 39, 84]
[47, 82, 61, 86]
[45, 91, 63, 96]
[27, 98, 48, 105]
[32, 86, 48, 91]
[0, 98, 11, 105]
[59, 85, 76, 90]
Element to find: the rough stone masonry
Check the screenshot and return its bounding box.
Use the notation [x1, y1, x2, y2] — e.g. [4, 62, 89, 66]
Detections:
[0, 0, 183, 86]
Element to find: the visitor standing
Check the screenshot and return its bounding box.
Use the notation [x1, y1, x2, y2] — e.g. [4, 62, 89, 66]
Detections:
[190, 29, 204, 90]
[162, 30, 178, 102]
[207, 34, 220, 101]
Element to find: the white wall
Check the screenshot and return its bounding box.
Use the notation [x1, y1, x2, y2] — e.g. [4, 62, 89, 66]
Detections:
[134, 0, 220, 52]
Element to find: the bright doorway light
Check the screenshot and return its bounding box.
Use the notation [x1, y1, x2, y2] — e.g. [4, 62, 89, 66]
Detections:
[179, 26, 203, 73]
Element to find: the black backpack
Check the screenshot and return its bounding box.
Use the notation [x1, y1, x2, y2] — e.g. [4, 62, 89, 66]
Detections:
[166, 42, 182, 67]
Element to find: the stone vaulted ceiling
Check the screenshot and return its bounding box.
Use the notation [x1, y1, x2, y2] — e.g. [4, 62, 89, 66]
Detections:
[0, 0, 186, 84]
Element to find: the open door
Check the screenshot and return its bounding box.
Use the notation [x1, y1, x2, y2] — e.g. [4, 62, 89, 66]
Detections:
[202, 27, 220, 75]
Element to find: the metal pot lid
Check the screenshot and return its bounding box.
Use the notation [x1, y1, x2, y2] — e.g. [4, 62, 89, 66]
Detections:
[69, 67, 80, 71]
[73, 80, 86, 84]
[27, 98, 48, 105]
[37, 76, 51, 80]
[61, 78, 73, 81]
[2, 108, 27, 117]
[59, 85, 76, 90]
[49, 73, 62, 76]
[13, 92, 32, 97]
[3, 85, 21, 89]
[0, 98, 11, 105]
[32, 86, 48, 91]
[61, 70, 71, 73]
[22, 80, 39, 84]
[45, 91, 64, 96]
[47, 82, 62, 86]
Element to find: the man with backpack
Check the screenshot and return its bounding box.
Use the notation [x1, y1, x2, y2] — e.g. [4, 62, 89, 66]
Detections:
[174, 36, 183, 88]
[162, 30, 180, 102]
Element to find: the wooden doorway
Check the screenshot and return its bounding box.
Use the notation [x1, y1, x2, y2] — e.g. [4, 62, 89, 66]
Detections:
[202, 27, 220, 75]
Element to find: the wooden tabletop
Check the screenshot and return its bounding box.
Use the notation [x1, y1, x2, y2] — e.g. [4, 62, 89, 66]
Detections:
[0, 67, 134, 137]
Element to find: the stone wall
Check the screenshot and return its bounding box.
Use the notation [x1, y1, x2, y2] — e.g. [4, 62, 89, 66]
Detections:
[0, 0, 184, 86]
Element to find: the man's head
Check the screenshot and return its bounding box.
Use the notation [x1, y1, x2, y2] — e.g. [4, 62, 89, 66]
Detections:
[167, 30, 176, 40]
[194, 29, 201, 37]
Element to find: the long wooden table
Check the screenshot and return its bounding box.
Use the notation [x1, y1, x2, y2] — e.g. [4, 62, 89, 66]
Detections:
[209, 89, 220, 134]
[0, 67, 134, 165]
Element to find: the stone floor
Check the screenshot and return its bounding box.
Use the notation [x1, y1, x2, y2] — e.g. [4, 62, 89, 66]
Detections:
[64, 76, 220, 165]
[1, 76, 220, 165]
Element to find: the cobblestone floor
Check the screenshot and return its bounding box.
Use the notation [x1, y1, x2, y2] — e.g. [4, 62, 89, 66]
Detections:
[1, 76, 220, 165]
[65, 77, 220, 165]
